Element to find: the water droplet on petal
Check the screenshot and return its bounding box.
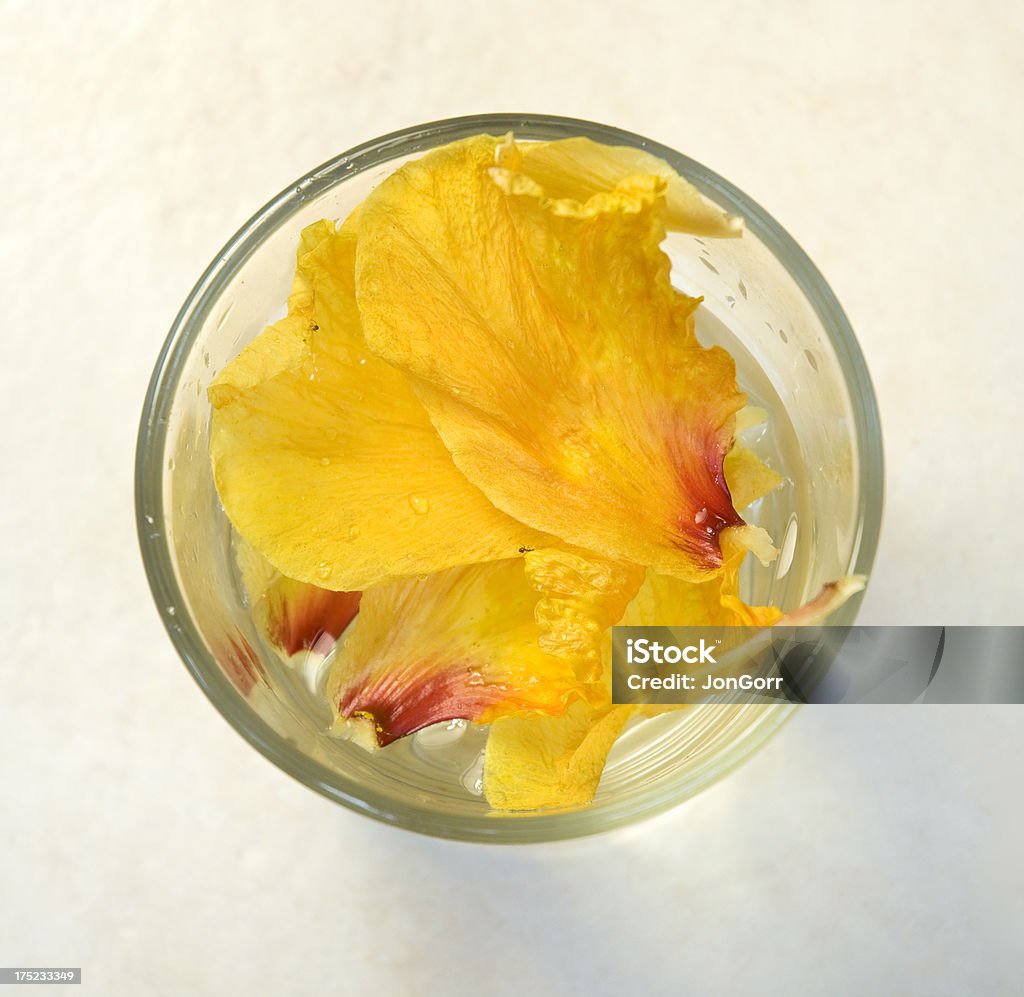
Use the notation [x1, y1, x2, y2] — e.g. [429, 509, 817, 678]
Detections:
[320, 457, 331, 466]
[409, 495, 430, 515]
[317, 561, 332, 579]
[347, 525, 360, 539]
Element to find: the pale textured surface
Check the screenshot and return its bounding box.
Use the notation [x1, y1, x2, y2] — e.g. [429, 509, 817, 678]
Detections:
[1, 1, 1021, 993]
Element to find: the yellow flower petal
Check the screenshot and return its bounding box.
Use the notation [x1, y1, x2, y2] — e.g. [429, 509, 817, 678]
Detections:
[524, 547, 643, 684]
[498, 134, 742, 237]
[356, 136, 750, 582]
[209, 218, 548, 591]
[482, 700, 635, 811]
[619, 430, 787, 631]
[623, 531, 782, 630]
[287, 218, 338, 315]
[479, 545, 643, 813]
[618, 414, 854, 630]
[207, 313, 310, 407]
[723, 445, 783, 511]
[723, 405, 784, 511]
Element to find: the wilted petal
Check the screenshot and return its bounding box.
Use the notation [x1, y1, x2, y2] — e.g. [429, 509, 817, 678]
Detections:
[499, 134, 742, 237]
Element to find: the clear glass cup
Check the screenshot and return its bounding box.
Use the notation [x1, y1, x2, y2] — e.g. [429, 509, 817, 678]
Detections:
[136, 114, 883, 842]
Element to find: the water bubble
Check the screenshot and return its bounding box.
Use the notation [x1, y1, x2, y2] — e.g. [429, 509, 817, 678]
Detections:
[694, 507, 708, 525]
[145, 515, 154, 525]
[725, 295, 736, 308]
[347, 525, 360, 539]
[804, 349, 818, 371]
[358, 358, 367, 365]
[409, 495, 430, 515]
[317, 561, 332, 579]
[777, 515, 799, 579]
[415, 718, 468, 750]
[698, 257, 720, 274]
[462, 750, 485, 796]
[166, 606, 176, 616]
[320, 457, 331, 467]
[738, 279, 748, 299]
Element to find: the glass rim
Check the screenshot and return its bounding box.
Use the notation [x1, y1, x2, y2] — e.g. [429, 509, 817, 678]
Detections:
[135, 112, 884, 843]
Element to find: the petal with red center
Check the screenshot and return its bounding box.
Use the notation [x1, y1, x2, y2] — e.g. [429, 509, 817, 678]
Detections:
[233, 535, 361, 659]
[326, 547, 640, 748]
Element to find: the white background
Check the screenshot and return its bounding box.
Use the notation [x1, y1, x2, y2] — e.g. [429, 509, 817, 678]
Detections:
[2, 1, 1021, 993]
